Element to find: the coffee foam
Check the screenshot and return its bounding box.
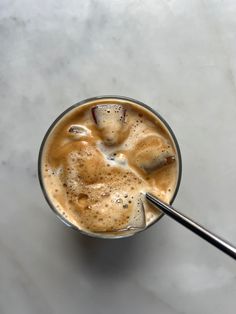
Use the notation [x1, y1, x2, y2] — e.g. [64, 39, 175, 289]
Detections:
[41, 99, 179, 235]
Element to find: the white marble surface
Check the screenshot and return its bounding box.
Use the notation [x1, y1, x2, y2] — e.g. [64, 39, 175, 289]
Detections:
[1, 0, 236, 313]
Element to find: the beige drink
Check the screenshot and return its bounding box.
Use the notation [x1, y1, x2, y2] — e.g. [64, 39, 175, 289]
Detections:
[38, 96, 181, 238]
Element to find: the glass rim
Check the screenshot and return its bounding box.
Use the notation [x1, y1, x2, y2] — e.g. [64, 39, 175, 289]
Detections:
[38, 95, 182, 239]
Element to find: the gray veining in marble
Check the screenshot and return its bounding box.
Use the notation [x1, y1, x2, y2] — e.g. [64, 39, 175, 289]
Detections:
[1, 1, 236, 313]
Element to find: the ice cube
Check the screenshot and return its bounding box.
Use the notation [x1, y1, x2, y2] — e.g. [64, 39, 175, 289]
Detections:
[133, 135, 175, 173]
[68, 125, 91, 137]
[127, 197, 146, 230]
[91, 104, 127, 145]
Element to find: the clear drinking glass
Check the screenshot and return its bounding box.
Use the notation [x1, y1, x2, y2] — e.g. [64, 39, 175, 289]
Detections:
[38, 96, 182, 239]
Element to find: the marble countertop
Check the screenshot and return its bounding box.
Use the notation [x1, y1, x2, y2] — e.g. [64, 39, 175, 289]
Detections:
[1, 1, 236, 313]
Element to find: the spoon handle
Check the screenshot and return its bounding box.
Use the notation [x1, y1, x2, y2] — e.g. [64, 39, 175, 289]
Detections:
[146, 193, 236, 260]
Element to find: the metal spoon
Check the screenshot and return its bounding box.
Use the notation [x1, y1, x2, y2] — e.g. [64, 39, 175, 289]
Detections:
[146, 193, 236, 260]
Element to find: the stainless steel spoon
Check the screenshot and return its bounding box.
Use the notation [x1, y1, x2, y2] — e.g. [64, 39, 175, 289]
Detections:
[146, 193, 236, 260]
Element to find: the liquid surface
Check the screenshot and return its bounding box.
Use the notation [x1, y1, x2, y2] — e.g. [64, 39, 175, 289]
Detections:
[41, 98, 180, 237]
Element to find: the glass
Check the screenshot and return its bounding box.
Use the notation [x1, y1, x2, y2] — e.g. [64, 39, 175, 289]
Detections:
[38, 96, 182, 239]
